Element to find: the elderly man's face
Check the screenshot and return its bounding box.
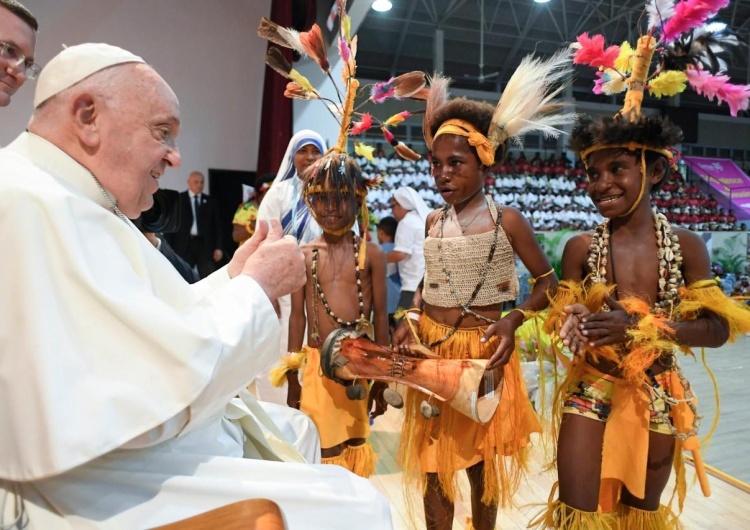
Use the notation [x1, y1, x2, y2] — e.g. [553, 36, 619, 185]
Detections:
[187, 172, 204, 194]
[0, 6, 37, 107]
[98, 65, 182, 218]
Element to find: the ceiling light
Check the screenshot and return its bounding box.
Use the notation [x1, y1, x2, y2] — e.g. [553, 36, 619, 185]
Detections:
[533, 0, 551, 3]
[372, 0, 393, 12]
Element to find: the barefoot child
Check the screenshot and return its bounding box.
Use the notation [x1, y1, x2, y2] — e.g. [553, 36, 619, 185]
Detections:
[392, 51, 575, 530]
[284, 154, 388, 476]
[533, 7, 750, 526]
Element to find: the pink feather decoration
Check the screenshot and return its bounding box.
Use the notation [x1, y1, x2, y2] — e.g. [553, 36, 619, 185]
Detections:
[370, 78, 395, 103]
[351, 113, 373, 135]
[573, 33, 620, 69]
[338, 36, 350, 63]
[686, 68, 750, 116]
[661, 0, 730, 42]
[381, 128, 396, 144]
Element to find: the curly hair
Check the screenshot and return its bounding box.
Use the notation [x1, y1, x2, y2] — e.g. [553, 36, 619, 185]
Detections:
[428, 98, 503, 162]
[301, 153, 366, 200]
[569, 114, 683, 157]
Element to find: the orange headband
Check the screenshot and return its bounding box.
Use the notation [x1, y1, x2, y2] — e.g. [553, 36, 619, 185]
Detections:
[433, 119, 495, 167]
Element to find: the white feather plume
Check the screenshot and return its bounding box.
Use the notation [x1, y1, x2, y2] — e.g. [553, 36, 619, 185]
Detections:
[423, 73, 452, 149]
[646, 0, 676, 30]
[487, 49, 576, 152]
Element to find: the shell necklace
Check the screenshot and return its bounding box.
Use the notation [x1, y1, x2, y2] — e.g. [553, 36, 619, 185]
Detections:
[587, 210, 683, 316]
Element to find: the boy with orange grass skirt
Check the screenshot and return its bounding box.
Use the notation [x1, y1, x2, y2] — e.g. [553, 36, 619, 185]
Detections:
[272, 153, 389, 476]
[530, 1, 750, 526]
[391, 50, 576, 530]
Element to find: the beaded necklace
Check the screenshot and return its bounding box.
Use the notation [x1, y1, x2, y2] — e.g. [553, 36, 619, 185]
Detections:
[310, 234, 370, 345]
[425, 195, 502, 347]
[587, 210, 683, 316]
[586, 210, 699, 440]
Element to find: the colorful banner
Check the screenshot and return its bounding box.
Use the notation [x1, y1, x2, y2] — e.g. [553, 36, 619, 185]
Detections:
[684, 156, 750, 216]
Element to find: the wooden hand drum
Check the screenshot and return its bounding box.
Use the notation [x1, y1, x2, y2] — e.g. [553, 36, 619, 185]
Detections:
[320, 329, 503, 424]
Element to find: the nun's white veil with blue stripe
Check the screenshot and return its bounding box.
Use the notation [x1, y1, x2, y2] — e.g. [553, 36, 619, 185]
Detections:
[275, 130, 327, 241]
[273, 130, 326, 184]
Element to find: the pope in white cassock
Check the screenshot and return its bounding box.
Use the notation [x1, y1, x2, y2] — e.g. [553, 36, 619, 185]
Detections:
[0, 43, 392, 529]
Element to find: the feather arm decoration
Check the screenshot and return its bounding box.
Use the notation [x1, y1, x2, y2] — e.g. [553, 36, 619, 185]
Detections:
[423, 73, 452, 149]
[487, 49, 576, 152]
[614, 41, 636, 74]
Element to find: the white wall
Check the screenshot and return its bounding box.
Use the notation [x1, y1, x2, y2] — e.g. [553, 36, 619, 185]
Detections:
[1, 0, 271, 192]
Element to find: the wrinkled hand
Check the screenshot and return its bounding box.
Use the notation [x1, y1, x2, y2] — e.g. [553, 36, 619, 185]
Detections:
[482, 318, 516, 369]
[213, 249, 223, 262]
[576, 295, 634, 349]
[559, 303, 591, 356]
[368, 382, 388, 420]
[391, 318, 416, 354]
[241, 220, 306, 300]
[228, 219, 272, 278]
[286, 375, 301, 410]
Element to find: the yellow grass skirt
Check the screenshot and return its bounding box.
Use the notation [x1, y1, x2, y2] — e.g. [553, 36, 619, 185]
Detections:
[300, 346, 371, 449]
[397, 314, 541, 506]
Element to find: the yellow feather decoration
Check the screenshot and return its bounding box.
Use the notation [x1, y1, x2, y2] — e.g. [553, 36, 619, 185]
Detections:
[343, 14, 351, 42]
[355, 141, 375, 163]
[289, 69, 316, 95]
[648, 70, 688, 98]
[676, 280, 750, 340]
[269, 351, 307, 387]
[614, 40, 635, 75]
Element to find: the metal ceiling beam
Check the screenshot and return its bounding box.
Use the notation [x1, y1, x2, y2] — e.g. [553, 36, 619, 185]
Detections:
[507, 0, 523, 35]
[561, 0, 569, 38]
[440, 0, 471, 24]
[497, 6, 543, 83]
[544, 4, 566, 42]
[420, 0, 438, 23]
[390, 0, 421, 74]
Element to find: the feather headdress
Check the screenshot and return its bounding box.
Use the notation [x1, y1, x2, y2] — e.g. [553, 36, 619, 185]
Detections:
[257, 2, 426, 163]
[571, 0, 748, 133]
[569, 0, 747, 217]
[422, 52, 576, 167]
[257, 1, 428, 266]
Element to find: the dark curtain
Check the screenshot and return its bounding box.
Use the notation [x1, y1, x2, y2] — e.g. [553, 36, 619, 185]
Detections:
[256, 0, 317, 176]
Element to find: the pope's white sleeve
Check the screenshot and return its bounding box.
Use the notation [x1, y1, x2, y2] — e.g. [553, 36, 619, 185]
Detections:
[0, 186, 279, 480]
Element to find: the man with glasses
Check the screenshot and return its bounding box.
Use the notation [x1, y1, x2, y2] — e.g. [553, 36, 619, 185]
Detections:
[0, 0, 38, 107]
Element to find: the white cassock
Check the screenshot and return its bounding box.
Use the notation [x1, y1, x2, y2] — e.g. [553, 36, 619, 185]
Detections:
[0, 133, 392, 530]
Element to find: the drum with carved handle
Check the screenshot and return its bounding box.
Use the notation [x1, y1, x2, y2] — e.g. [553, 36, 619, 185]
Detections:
[320, 328, 503, 424]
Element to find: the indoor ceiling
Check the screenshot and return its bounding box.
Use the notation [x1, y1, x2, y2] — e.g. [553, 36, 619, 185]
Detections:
[354, 0, 750, 114]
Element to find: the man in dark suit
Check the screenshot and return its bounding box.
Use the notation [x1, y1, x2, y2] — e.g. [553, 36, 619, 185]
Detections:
[168, 171, 223, 278]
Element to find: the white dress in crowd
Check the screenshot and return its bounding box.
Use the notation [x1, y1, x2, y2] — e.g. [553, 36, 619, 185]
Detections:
[0, 133, 392, 529]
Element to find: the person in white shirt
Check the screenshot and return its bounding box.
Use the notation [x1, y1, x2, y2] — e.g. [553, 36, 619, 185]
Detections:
[387, 186, 429, 311]
[0, 42, 391, 530]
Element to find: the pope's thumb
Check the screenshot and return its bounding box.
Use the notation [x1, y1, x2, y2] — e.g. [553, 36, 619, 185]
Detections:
[266, 218, 284, 242]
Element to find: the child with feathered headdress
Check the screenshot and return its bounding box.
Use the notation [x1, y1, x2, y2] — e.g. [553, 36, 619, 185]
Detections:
[259, 1, 428, 476]
[530, 1, 750, 528]
[390, 49, 576, 528]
